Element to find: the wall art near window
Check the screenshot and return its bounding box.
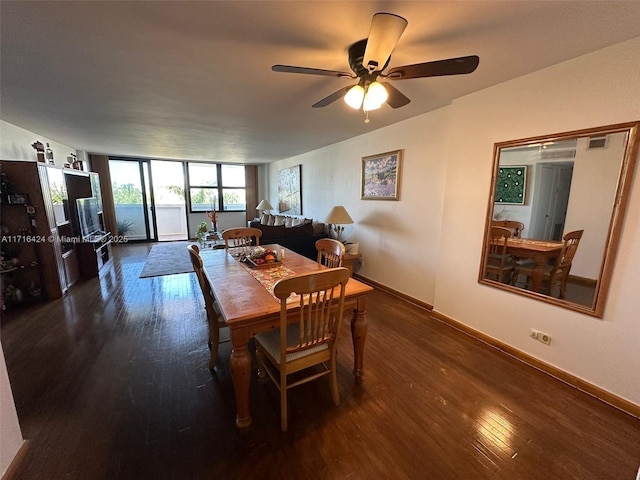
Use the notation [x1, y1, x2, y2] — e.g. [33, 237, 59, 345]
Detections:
[278, 165, 302, 214]
[495, 166, 527, 204]
[361, 149, 402, 200]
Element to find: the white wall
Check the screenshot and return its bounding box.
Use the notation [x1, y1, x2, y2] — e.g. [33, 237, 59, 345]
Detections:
[269, 36, 640, 407]
[269, 107, 452, 301]
[1, 120, 78, 165]
[0, 341, 24, 476]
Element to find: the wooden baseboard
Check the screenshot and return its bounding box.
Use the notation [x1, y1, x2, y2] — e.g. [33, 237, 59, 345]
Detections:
[355, 274, 639, 419]
[353, 274, 433, 311]
[430, 309, 640, 419]
[2, 440, 29, 480]
[568, 274, 597, 287]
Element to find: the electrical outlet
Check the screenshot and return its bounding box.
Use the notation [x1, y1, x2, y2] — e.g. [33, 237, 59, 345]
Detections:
[530, 328, 551, 345]
[539, 332, 552, 345]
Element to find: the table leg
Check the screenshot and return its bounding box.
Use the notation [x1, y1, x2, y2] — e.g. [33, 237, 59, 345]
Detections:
[530, 259, 546, 293]
[229, 327, 252, 428]
[350, 296, 368, 384]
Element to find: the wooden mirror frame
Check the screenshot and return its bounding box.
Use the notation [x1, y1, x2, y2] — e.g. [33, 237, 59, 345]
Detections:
[479, 121, 639, 317]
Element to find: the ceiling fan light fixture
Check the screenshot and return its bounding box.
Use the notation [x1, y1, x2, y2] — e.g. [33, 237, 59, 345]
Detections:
[362, 95, 382, 112]
[366, 81, 388, 105]
[344, 84, 365, 109]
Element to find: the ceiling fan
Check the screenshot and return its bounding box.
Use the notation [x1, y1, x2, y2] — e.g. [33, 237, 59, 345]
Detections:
[272, 13, 479, 118]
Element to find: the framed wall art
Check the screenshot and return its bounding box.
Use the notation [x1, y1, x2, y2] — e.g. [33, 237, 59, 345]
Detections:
[494, 166, 527, 205]
[361, 149, 402, 200]
[278, 165, 302, 214]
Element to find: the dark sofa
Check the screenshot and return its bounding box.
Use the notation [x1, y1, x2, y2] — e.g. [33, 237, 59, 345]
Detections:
[249, 221, 329, 260]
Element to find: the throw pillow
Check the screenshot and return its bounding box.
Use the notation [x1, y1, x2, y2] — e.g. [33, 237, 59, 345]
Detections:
[274, 215, 286, 226]
[260, 214, 272, 225]
[284, 216, 294, 228]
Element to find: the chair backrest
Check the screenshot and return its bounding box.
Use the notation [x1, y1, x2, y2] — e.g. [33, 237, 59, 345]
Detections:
[486, 226, 512, 277]
[187, 244, 216, 318]
[491, 220, 525, 238]
[489, 226, 512, 256]
[221, 227, 262, 249]
[273, 267, 350, 363]
[315, 238, 345, 268]
[556, 229, 584, 271]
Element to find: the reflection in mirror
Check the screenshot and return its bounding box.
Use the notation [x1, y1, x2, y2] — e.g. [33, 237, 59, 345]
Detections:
[479, 122, 639, 317]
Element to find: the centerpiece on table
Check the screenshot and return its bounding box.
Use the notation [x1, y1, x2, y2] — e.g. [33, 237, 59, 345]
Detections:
[243, 247, 281, 269]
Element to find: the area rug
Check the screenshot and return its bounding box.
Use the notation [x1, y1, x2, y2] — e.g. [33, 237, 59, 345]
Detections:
[139, 241, 194, 278]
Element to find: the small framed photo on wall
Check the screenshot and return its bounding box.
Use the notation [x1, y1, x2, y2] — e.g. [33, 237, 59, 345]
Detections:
[361, 149, 402, 200]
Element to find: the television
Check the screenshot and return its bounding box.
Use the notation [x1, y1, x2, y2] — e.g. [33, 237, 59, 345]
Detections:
[76, 197, 102, 238]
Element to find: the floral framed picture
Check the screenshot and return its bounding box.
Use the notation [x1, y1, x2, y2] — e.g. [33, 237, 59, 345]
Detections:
[361, 149, 402, 200]
[494, 166, 527, 205]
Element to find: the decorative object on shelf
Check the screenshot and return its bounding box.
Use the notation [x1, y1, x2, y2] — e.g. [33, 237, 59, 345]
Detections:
[7, 194, 30, 205]
[32, 141, 46, 162]
[361, 149, 402, 200]
[324, 205, 354, 242]
[277, 165, 302, 214]
[345, 242, 359, 254]
[45, 143, 54, 165]
[256, 199, 273, 217]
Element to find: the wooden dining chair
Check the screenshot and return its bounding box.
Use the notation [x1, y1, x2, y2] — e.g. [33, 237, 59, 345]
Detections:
[254, 267, 351, 432]
[511, 229, 584, 298]
[187, 244, 229, 368]
[485, 226, 516, 283]
[491, 220, 525, 238]
[315, 238, 345, 268]
[221, 227, 262, 249]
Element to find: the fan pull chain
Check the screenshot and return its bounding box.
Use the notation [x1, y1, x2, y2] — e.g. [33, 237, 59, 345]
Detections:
[364, 111, 370, 124]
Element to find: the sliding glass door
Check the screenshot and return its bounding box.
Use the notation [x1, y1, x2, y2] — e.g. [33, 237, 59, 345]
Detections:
[150, 160, 187, 241]
[109, 159, 155, 241]
[109, 159, 188, 242]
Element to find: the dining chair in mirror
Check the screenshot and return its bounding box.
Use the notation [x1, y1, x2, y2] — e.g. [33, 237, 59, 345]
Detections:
[315, 238, 345, 268]
[479, 121, 639, 317]
[512, 229, 584, 299]
[491, 220, 525, 238]
[485, 226, 517, 284]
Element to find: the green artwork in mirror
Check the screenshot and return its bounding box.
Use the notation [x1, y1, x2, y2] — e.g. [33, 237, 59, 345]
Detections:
[495, 166, 526, 204]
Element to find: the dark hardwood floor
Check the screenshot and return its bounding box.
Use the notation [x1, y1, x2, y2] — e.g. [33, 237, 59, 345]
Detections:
[2, 243, 639, 480]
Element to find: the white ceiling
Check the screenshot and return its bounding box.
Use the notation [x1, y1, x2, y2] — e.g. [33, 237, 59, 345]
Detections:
[2, 1, 640, 164]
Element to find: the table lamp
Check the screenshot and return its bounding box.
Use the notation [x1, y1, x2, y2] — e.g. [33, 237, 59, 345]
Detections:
[324, 206, 354, 242]
[256, 199, 273, 217]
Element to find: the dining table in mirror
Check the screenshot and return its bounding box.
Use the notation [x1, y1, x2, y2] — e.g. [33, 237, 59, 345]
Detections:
[479, 121, 639, 317]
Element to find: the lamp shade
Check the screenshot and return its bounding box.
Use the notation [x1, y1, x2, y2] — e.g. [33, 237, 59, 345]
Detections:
[344, 85, 365, 109]
[324, 206, 354, 225]
[256, 199, 273, 211]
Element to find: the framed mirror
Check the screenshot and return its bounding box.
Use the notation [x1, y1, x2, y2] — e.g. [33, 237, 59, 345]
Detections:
[479, 121, 639, 317]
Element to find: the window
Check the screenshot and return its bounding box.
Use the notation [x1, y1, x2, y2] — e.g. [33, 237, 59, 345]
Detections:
[188, 163, 246, 212]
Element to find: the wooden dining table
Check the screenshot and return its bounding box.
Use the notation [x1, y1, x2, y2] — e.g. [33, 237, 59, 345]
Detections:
[200, 244, 373, 428]
[507, 237, 563, 292]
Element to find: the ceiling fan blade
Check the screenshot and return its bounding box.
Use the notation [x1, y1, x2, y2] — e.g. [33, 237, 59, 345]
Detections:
[362, 13, 408, 73]
[381, 82, 410, 108]
[272, 64, 354, 78]
[312, 86, 353, 108]
[386, 55, 480, 80]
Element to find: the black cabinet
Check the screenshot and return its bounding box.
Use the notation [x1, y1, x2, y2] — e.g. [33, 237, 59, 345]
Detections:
[0, 202, 45, 309]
